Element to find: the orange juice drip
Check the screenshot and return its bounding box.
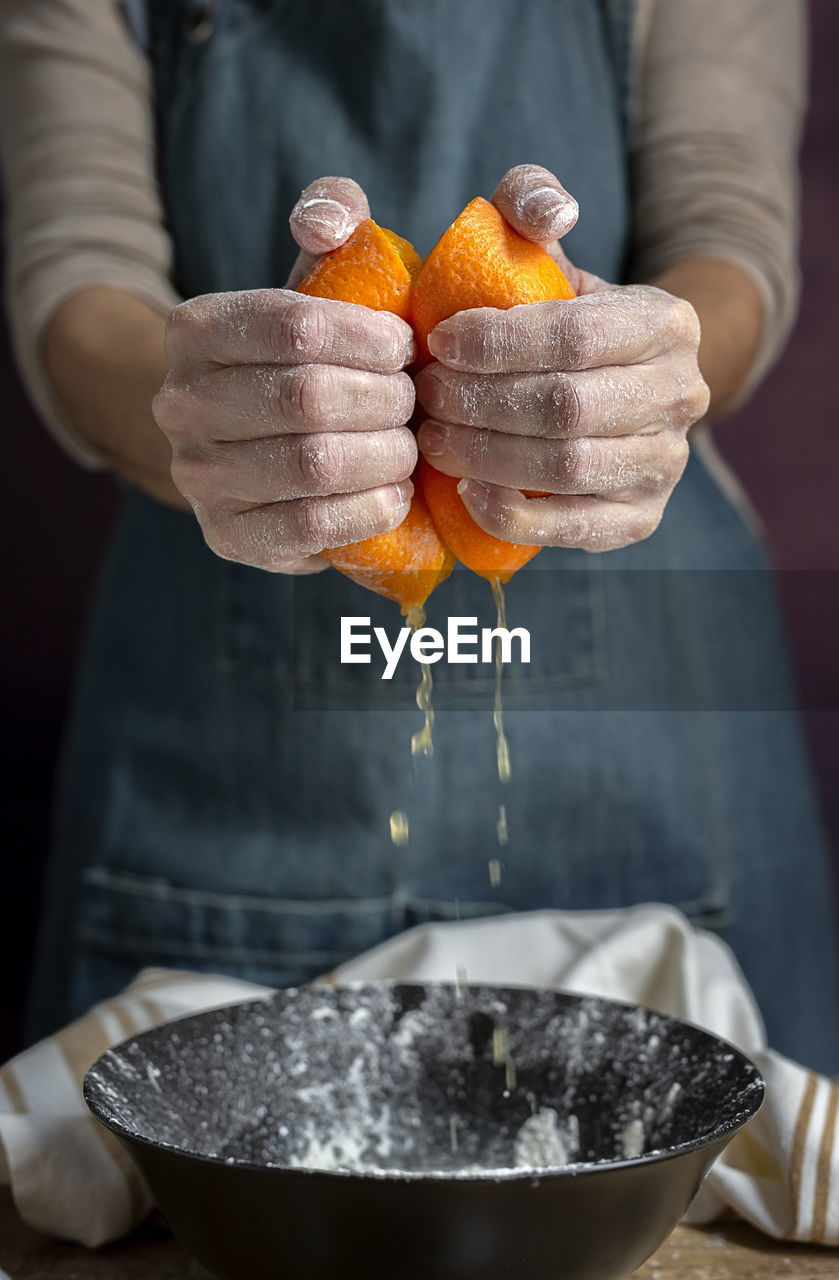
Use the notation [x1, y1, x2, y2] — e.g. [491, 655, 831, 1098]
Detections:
[496, 805, 509, 847]
[389, 810, 409, 845]
[491, 578, 512, 784]
[407, 605, 435, 759]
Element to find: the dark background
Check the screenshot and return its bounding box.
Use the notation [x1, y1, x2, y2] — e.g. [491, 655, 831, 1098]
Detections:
[2, 3, 838, 1062]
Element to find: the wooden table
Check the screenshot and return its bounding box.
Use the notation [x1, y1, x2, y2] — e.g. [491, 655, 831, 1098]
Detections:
[1, 1190, 835, 1278]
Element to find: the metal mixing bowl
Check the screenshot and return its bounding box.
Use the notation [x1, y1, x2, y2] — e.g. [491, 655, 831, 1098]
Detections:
[84, 982, 763, 1280]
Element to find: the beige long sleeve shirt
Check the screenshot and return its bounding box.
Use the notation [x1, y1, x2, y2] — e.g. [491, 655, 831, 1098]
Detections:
[0, 0, 808, 467]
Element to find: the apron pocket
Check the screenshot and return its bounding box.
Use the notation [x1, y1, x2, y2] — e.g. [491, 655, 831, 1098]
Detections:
[74, 866, 404, 995]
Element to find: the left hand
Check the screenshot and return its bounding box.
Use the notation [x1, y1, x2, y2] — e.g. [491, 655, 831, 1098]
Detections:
[414, 165, 711, 552]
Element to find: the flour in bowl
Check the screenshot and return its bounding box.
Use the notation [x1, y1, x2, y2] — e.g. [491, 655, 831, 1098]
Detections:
[513, 1108, 580, 1169]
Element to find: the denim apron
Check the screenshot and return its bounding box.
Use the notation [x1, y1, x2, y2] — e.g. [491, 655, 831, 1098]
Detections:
[29, 0, 839, 1072]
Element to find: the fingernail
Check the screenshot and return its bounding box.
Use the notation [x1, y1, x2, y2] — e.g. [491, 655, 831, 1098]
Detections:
[522, 187, 577, 237]
[296, 196, 350, 226]
[417, 371, 444, 413]
[292, 197, 352, 246]
[457, 478, 489, 511]
[396, 478, 414, 503]
[420, 421, 448, 456]
[428, 330, 460, 364]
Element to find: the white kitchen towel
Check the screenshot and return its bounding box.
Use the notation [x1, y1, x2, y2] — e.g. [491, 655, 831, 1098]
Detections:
[0, 970, 273, 1246]
[0, 904, 837, 1248]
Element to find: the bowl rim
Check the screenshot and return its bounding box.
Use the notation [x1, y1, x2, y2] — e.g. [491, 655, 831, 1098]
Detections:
[83, 981, 766, 1184]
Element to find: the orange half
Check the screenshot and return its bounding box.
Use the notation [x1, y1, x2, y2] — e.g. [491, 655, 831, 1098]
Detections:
[410, 197, 575, 580]
[297, 218, 451, 614]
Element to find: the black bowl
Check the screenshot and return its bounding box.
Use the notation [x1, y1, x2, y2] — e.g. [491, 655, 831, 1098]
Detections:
[84, 983, 763, 1280]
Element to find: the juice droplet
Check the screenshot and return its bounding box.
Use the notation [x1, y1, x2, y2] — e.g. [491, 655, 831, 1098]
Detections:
[449, 1116, 459, 1152]
[455, 966, 468, 997]
[495, 730, 511, 784]
[411, 661, 435, 758]
[488, 858, 503, 888]
[491, 577, 511, 784]
[496, 804, 509, 846]
[493, 1023, 517, 1089]
[407, 606, 435, 759]
[389, 810, 410, 845]
[491, 576, 507, 637]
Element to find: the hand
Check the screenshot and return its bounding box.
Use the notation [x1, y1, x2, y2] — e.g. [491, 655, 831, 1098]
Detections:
[153, 177, 417, 572]
[414, 165, 710, 552]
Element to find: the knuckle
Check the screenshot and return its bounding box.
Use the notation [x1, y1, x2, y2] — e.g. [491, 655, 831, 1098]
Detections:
[460, 427, 491, 470]
[693, 373, 712, 421]
[295, 497, 329, 551]
[164, 299, 200, 356]
[295, 433, 344, 492]
[202, 516, 243, 565]
[152, 379, 195, 439]
[277, 364, 335, 428]
[668, 435, 690, 483]
[276, 366, 308, 426]
[560, 508, 591, 548]
[552, 306, 590, 370]
[671, 297, 701, 348]
[650, 435, 689, 492]
[672, 370, 710, 427]
[273, 298, 329, 362]
[555, 438, 594, 491]
[170, 448, 209, 502]
[630, 506, 663, 545]
[164, 293, 224, 357]
[550, 373, 582, 434]
[298, 363, 339, 425]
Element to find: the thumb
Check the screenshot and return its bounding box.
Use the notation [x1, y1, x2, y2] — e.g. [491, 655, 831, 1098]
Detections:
[492, 165, 609, 297]
[492, 164, 578, 244]
[285, 176, 371, 289]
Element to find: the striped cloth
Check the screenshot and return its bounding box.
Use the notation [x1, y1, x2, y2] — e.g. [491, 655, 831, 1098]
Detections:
[0, 906, 836, 1248]
[0, 970, 272, 1244]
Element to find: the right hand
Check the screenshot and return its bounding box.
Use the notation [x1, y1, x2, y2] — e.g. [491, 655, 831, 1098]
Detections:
[153, 177, 417, 573]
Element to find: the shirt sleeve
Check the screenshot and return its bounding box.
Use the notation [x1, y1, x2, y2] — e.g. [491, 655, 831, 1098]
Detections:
[0, 0, 180, 467]
[629, 0, 808, 403]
